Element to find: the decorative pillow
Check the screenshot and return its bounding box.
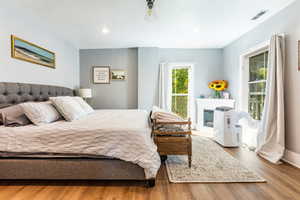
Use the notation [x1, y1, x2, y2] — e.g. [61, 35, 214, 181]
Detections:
[0, 104, 12, 109]
[72, 97, 94, 114]
[0, 104, 12, 125]
[50, 97, 87, 121]
[20, 102, 61, 126]
[151, 106, 184, 122]
[0, 105, 31, 127]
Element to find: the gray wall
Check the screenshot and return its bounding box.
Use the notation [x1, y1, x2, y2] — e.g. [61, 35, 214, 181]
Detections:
[80, 48, 138, 109]
[138, 47, 159, 111]
[81, 47, 224, 111]
[0, 6, 79, 89]
[223, 0, 300, 153]
[138, 48, 224, 111]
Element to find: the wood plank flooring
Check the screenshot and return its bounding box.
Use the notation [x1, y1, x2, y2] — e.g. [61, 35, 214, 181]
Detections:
[0, 147, 299, 200]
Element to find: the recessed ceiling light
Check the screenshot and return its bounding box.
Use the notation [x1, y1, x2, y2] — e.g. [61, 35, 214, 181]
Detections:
[102, 27, 110, 34]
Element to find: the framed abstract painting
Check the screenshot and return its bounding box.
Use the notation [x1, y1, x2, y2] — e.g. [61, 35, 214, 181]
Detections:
[11, 35, 55, 68]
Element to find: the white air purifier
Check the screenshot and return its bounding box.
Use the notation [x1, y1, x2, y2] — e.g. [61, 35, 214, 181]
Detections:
[213, 107, 242, 147]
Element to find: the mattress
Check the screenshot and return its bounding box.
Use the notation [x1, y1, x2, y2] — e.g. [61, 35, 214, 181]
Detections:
[0, 109, 161, 179]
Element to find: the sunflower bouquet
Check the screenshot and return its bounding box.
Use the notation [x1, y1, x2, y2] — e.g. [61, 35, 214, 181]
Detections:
[208, 80, 228, 98]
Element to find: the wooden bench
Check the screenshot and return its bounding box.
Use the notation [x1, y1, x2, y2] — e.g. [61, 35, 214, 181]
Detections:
[152, 119, 192, 168]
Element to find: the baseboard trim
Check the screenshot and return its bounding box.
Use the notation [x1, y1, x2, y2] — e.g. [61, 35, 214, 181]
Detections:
[283, 150, 300, 168]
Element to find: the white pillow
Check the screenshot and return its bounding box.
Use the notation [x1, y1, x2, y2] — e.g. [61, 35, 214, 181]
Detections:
[21, 102, 61, 125]
[50, 97, 87, 121]
[72, 97, 94, 114]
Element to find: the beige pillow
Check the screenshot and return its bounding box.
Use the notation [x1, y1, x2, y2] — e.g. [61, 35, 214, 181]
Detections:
[72, 97, 94, 114]
[50, 97, 87, 121]
[0, 105, 31, 127]
[21, 102, 61, 126]
[151, 106, 184, 122]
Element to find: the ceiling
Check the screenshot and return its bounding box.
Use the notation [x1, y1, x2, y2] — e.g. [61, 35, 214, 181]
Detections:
[3, 0, 295, 49]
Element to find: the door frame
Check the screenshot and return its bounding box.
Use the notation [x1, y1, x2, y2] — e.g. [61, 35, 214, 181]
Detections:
[167, 62, 194, 121]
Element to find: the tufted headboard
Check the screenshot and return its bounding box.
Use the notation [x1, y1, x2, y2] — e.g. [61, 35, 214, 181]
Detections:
[0, 82, 74, 106]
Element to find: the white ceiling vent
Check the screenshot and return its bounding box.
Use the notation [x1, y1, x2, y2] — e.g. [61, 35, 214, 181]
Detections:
[251, 10, 268, 20]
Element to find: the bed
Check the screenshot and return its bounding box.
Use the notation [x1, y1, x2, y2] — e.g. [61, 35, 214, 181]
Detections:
[0, 82, 160, 187]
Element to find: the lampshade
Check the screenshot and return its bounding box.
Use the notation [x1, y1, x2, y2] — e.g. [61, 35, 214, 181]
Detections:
[79, 88, 92, 98]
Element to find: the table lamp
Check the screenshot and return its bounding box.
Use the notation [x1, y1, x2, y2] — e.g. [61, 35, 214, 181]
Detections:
[79, 88, 92, 101]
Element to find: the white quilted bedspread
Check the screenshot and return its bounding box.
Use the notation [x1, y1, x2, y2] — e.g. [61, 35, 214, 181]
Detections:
[0, 110, 161, 179]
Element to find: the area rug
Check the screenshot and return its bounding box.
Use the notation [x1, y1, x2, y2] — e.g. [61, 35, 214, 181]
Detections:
[165, 136, 266, 183]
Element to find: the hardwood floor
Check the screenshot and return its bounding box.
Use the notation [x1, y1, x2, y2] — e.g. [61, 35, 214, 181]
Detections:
[0, 147, 299, 200]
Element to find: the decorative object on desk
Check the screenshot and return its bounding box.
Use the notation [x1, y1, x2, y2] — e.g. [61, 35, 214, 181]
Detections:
[111, 69, 127, 80]
[208, 80, 228, 98]
[93, 66, 110, 84]
[78, 88, 92, 101]
[11, 35, 55, 68]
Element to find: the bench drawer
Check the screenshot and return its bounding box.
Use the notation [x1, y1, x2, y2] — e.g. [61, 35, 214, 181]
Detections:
[155, 138, 189, 155]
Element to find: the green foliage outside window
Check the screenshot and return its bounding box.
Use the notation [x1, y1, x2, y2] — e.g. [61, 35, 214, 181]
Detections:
[248, 51, 268, 120]
[172, 96, 188, 119]
[249, 52, 268, 81]
[171, 68, 189, 119]
[172, 69, 188, 94]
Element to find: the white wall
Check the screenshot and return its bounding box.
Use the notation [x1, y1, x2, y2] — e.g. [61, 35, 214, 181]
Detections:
[0, 7, 79, 89]
[223, 0, 300, 154]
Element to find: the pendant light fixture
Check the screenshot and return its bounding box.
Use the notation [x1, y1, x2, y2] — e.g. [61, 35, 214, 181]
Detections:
[145, 0, 157, 21]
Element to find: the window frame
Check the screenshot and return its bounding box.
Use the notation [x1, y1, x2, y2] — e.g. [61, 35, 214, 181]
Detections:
[239, 41, 269, 118]
[167, 63, 194, 120]
[248, 51, 268, 120]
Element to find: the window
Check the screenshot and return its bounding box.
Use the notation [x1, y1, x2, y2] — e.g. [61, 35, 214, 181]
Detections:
[170, 66, 191, 119]
[248, 51, 268, 120]
[239, 42, 269, 147]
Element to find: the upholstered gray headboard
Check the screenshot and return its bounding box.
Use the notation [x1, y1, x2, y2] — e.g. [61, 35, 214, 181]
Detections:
[0, 82, 74, 105]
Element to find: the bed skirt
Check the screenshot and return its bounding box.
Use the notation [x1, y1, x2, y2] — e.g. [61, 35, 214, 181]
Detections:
[0, 158, 147, 180]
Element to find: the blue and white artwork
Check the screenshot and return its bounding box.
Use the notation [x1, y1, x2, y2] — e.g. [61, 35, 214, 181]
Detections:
[11, 35, 55, 68]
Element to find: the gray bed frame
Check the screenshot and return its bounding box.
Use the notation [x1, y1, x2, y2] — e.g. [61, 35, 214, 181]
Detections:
[0, 82, 155, 187]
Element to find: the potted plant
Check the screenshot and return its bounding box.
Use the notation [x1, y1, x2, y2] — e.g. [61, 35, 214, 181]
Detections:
[208, 80, 228, 98]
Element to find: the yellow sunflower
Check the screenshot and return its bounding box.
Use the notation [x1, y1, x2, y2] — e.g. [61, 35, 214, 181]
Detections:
[208, 80, 228, 91]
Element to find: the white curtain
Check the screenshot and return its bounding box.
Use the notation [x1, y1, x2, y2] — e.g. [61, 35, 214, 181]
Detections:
[256, 35, 285, 164]
[158, 63, 171, 111]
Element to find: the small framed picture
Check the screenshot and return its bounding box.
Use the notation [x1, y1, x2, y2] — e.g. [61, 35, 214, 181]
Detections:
[93, 66, 111, 84]
[111, 69, 127, 80]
